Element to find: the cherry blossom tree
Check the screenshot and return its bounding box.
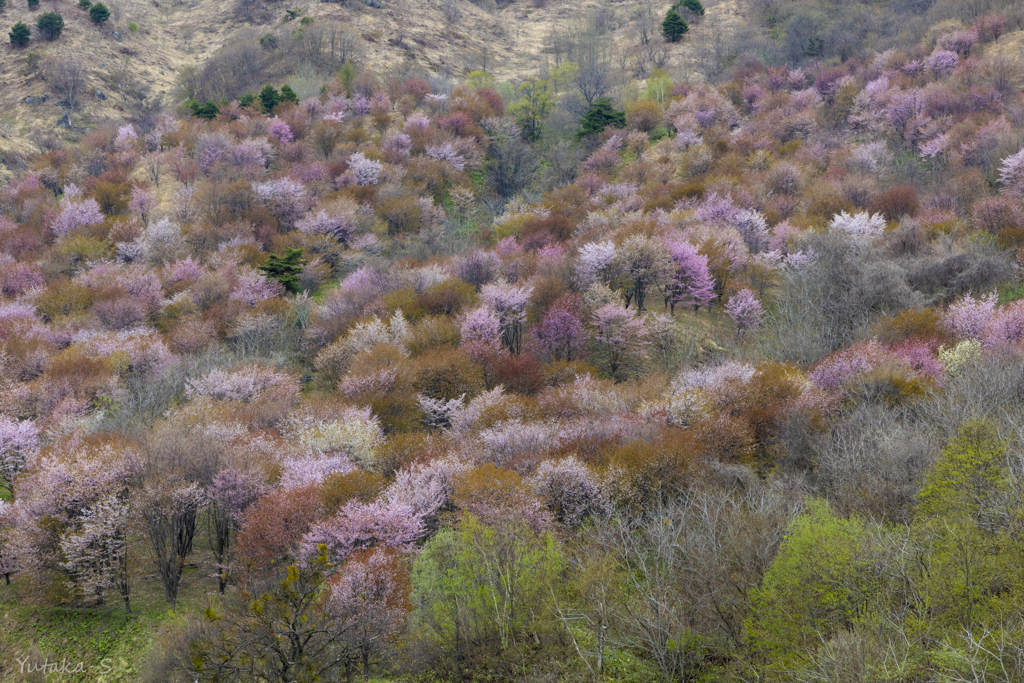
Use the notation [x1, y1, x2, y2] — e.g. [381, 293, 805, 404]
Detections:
[532, 456, 611, 528]
[59, 493, 132, 612]
[124, 185, 157, 222]
[296, 207, 355, 245]
[328, 548, 409, 679]
[725, 289, 766, 338]
[0, 417, 38, 488]
[591, 303, 649, 381]
[576, 241, 618, 288]
[480, 282, 533, 354]
[300, 500, 425, 564]
[666, 240, 716, 313]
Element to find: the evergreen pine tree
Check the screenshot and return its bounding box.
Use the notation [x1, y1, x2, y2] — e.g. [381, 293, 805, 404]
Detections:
[260, 249, 307, 294]
[662, 9, 688, 42]
[678, 0, 704, 16]
[259, 85, 280, 114]
[88, 2, 109, 23]
[279, 84, 299, 105]
[577, 98, 626, 139]
[9, 21, 30, 46]
[36, 11, 62, 40]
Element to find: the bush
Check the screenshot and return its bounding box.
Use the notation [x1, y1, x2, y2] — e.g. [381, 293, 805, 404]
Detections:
[413, 346, 485, 401]
[867, 185, 919, 221]
[27, 0, 38, 8]
[36, 11, 62, 40]
[77, 0, 91, 7]
[36, 280, 93, 322]
[417, 279, 476, 316]
[9, 21, 30, 46]
[408, 315, 461, 356]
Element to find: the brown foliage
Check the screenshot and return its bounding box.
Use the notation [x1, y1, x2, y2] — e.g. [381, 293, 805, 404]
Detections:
[235, 485, 324, 577]
[417, 278, 476, 316]
[868, 185, 919, 221]
[320, 469, 386, 514]
[413, 346, 485, 401]
[491, 351, 545, 395]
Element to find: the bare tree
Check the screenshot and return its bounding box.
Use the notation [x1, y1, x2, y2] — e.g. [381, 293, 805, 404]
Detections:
[140, 479, 206, 609]
[44, 55, 89, 111]
[441, 0, 460, 23]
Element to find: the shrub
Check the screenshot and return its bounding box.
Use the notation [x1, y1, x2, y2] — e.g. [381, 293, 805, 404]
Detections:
[417, 279, 476, 316]
[413, 346, 485, 401]
[36, 12, 62, 40]
[9, 21, 29, 46]
[36, 280, 93, 322]
[27, 0, 38, 7]
[491, 351, 545, 395]
[867, 185, 919, 221]
[408, 315, 461, 355]
[88, 2, 108, 23]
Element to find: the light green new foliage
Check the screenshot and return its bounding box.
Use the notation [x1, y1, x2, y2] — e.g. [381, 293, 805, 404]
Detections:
[508, 77, 553, 142]
[748, 499, 874, 663]
[917, 419, 1007, 520]
[915, 420, 1012, 631]
[410, 515, 563, 660]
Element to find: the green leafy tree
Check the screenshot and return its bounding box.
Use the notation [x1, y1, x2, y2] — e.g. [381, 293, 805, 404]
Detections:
[279, 84, 298, 105]
[339, 61, 356, 95]
[27, 0, 38, 8]
[661, 9, 688, 42]
[260, 248, 307, 294]
[644, 67, 674, 105]
[747, 499, 875, 665]
[9, 21, 30, 46]
[915, 420, 1011, 630]
[36, 11, 62, 40]
[88, 2, 108, 23]
[0, 0, 6, 11]
[259, 84, 280, 114]
[238, 92, 255, 108]
[577, 97, 625, 139]
[78, 0, 91, 8]
[508, 77, 553, 143]
[410, 515, 564, 672]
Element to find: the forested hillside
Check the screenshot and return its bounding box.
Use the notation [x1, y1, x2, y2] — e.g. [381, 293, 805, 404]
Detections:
[1, 0, 1024, 681]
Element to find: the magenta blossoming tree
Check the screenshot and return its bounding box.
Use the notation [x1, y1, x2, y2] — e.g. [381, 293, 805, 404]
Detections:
[666, 240, 717, 314]
[725, 289, 766, 338]
[535, 308, 587, 361]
